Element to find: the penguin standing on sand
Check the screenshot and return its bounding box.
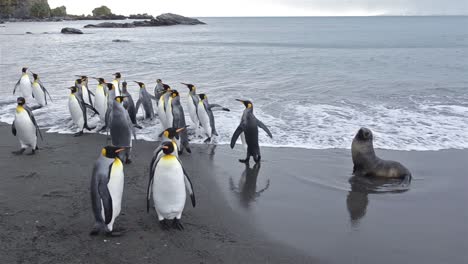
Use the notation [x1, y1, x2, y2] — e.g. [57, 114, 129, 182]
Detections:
[147, 141, 196, 230]
[109, 96, 136, 164]
[13, 67, 32, 98]
[181, 83, 199, 127]
[157, 84, 171, 128]
[11, 97, 43, 155]
[197, 94, 230, 143]
[230, 99, 272, 163]
[92, 77, 107, 123]
[90, 145, 126, 236]
[31, 72, 52, 107]
[121, 81, 141, 128]
[68, 86, 99, 136]
[112, 72, 122, 96]
[134, 81, 155, 120]
[167, 90, 191, 154]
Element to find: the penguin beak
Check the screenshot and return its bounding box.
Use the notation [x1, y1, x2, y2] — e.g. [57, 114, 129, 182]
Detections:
[162, 146, 169, 150]
[235, 99, 244, 103]
[115, 148, 126, 153]
[176, 127, 186, 133]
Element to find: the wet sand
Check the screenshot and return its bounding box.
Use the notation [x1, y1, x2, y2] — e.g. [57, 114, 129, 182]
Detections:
[0, 123, 314, 264]
[1, 122, 468, 263]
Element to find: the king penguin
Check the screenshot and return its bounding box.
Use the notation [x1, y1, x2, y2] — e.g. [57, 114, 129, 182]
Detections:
[147, 141, 196, 230]
[109, 96, 136, 164]
[11, 97, 43, 155]
[90, 145, 126, 236]
[112, 72, 122, 96]
[31, 72, 52, 107]
[230, 99, 272, 163]
[181, 83, 199, 127]
[134, 81, 156, 120]
[167, 90, 191, 154]
[197, 93, 230, 143]
[13, 67, 32, 98]
[92, 77, 108, 123]
[121, 81, 141, 129]
[68, 86, 99, 136]
[157, 84, 171, 129]
[103, 83, 117, 130]
[154, 79, 165, 101]
[76, 75, 94, 106]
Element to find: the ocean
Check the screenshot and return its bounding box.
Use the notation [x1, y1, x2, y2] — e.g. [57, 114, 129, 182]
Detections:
[1, 16, 467, 150]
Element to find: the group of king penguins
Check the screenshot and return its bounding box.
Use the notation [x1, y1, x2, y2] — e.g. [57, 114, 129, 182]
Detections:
[10, 67, 274, 235]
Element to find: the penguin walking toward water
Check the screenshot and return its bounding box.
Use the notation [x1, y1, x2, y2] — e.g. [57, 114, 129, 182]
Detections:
[68, 86, 99, 136]
[13, 67, 32, 98]
[31, 72, 52, 107]
[109, 96, 136, 164]
[157, 84, 172, 128]
[181, 83, 199, 127]
[197, 94, 230, 143]
[112, 72, 122, 96]
[121, 81, 142, 129]
[167, 90, 191, 154]
[92, 77, 108, 123]
[230, 99, 272, 163]
[75, 76, 94, 107]
[90, 146, 126, 236]
[11, 97, 43, 155]
[147, 141, 196, 230]
[134, 81, 156, 120]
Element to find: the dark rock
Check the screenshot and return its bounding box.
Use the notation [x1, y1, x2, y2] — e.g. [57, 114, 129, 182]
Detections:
[26, 32, 33, 34]
[84, 22, 135, 28]
[61, 27, 83, 34]
[128, 14, 154, 19]
[112, 39, 131, 43]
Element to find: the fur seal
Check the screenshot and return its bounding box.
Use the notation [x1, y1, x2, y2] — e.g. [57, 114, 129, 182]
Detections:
[351, 127, 411, 179]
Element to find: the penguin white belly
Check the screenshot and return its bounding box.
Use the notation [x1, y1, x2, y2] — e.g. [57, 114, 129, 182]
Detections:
[95, 86, 107, 122]
[19, 76, 32, 98]
[82, 85, 91, 105]
[15, 110, 37, 148]
[157, 98, 167, 128]
[32, 82, 46, 106]
[113, 80, 121, 96]
[197, 103, 211, 137]
[105, 159, 124, 231]
[187, 97, 198, 126]
[68, 95, 84, 130]
[240, 133, 248, 150]
[166, 98, 174, 128]
[153, 157, 186, 220]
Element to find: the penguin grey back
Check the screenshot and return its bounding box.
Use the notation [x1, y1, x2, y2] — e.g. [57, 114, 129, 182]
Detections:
[171, 95, 191, 153]
[110, 99, 133, 147]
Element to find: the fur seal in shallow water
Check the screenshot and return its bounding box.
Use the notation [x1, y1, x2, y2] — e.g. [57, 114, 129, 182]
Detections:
[351, 127, 411, 179]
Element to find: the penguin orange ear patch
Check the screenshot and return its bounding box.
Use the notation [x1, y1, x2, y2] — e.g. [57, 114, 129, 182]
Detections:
[248, 103, 252, 108]
[101, 148, 107, 156]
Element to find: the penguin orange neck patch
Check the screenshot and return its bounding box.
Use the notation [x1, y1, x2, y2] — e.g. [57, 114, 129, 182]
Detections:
[16, 106, 24, 113]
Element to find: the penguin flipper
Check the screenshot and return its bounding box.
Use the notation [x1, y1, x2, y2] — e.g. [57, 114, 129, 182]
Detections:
[209, 104, 230, 112]
[179, 160, 196, 208]
[230, 125, 244, 149]
[98, 181, 113, 225]
[24, 106, 43, 141]
[13, 78, 21, 94]
[257, 118, 273, 138]
[11, 122, 16, 136]
[39, 81, 53, 103]
[84, 103, 99, 115]
[147, 147, 163, 212]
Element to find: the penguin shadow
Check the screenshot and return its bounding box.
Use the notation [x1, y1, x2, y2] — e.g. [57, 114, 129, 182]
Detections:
[346, 175, 411, 227]
[229, 163, 270, 209]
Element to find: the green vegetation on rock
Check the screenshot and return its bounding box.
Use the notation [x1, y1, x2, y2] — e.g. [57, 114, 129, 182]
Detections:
[92, 5, 112, 17]
[30, 1, 50, 18]
[50, 5, 66, 17]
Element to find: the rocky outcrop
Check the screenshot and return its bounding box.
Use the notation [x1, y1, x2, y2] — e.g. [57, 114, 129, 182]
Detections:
[61, 27, 83, 34]
[84, 13, 205, 28]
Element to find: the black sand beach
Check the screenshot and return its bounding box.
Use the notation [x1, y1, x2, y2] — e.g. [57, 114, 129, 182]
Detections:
[1, 123, 468, 264]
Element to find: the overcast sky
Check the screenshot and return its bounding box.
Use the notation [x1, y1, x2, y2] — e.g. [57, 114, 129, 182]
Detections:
[48, 0, 468, 16]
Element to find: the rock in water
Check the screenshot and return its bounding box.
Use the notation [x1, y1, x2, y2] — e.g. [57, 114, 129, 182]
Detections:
[84, 22, 136, 28]
[112, 39, 131, 43]
[61, 27, 83, 34]
[85, 13, 205, 28]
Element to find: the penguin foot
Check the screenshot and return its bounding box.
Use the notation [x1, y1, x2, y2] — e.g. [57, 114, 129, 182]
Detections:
[27, 149, 36, 155]
[159, 219, 171, 230]
[99, 126, 107, 132]
[254, 156, 261, 163]
[125, 158, 132, 164]
[105, 230, 123, 237]
[89, 227, 100, 236]
[239, 159, 249, 163]
[172, 219, 184, 230]
[186, 147, 192, 154]
[12, 148, 26, 155]
[73, 131, 84, 137]
[134, 124, 143, 129]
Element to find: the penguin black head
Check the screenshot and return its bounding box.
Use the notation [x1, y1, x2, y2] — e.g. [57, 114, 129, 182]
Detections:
[94, 78, 105, 84]
[22, 67, 28, 73]
[106, 83, 115, 90]
[101, 146, 126, 159]
[171, 90, 179, 98]
[181, 83, 195, 91]
[161, 141, 175, 155]
[32, 73, 39, 80]
[236, 99, 253, 109]
[163, 84, 171, 91]
[134, 81, 145, 88]
[356, 127, 373, 141]
[115, 96, 126, 103]
[163, 127, 186, 140]
[113, 72, 121, 79]
[199, 94, 207, 100]
[68, 86, 78, 93]
[17, 97, 26, 105]
[76, 75, 87, 81]
[122, 81, 128, 87]
[156, 79, 162, 83]
[75, 79, 82, 85]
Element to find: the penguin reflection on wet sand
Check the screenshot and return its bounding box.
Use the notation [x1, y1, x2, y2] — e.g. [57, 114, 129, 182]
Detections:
[346, 175, 410, 227]
[229, 163, 270, 208]
[11, 97, 43, 155]
[147, 141, 196, 230]
[90, 146, 126, 236]
[230, 99, 272, 163]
